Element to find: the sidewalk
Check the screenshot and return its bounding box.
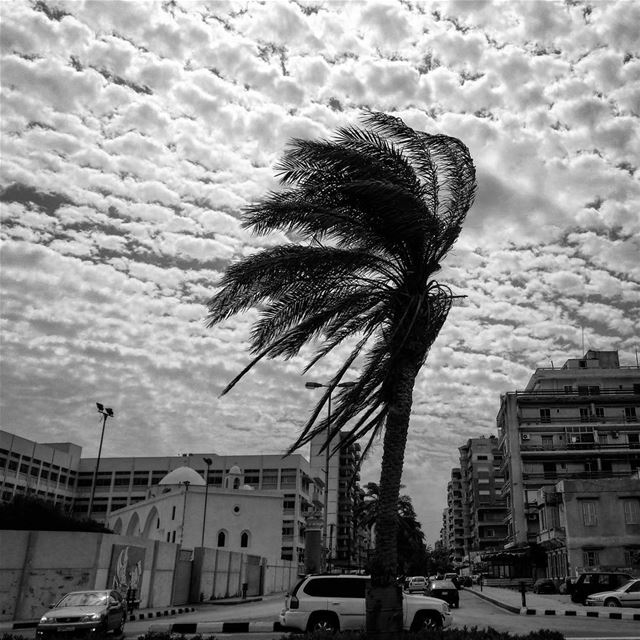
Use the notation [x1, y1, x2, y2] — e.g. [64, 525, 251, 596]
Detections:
[464, 585, 640, 621]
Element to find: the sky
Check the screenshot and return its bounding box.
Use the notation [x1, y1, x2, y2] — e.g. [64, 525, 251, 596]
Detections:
[1, 0, 639, 545]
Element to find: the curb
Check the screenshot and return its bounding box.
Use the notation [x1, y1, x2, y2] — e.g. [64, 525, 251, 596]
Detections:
[149, 621, 284, 634]
[521, 606, 640, 621]
[128, 607, 197, 622]
[464, 588, 640, 620]
[8, 608, 198, 630]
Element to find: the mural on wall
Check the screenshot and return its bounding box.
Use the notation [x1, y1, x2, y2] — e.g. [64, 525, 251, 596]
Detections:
[108, 545, 145, 599]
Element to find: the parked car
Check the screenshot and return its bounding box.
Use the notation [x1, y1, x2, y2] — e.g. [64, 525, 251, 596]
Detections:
[279, 574, 453, 633]
[426, 579, 460, 608]
[406, 576, 428, 593]
[571, 572, 633, 604]
[533, 578, 557, 594]
[586, 578, 640, 608]
[444, 573, 461, 588]
[36, 590, 127, 639]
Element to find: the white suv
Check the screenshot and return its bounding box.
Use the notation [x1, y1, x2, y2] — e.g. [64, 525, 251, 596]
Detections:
[280, 574, 452, 633]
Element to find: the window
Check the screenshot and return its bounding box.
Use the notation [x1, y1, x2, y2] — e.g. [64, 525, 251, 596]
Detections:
[540, 409, 551, 423]
[280, 468, 298, 488]
[623, 499, 640, 524]
[563, 385, 573, 393]
[282, 525, 294, 537]
[581, 500, 598, 526]
[171, 506, 176, 520]
[244, 469, 260, 486]
[262, 469, 278, 489]
[477, 455, 488, 461]
[595, 407, 604, 419]
[580, 408, 590, 423]
[542, 435, 553, 448]
[217, 530, 226, 547]
[583, 550, 599, 567]
[625, 407, 637, 422]
[240, 531, 250, 548]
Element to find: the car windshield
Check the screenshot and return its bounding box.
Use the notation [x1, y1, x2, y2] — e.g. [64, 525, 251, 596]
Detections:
[58, 592, 107, 607]
[619, 580, 636, 591]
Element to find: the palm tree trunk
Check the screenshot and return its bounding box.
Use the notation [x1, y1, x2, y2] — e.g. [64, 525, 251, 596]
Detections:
[366, 344, 425, 638]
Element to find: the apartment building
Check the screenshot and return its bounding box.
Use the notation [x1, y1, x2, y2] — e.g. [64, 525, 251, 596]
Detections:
[441, 468, 465, 564]
[310, 431, 366, 570]
[458, 437, 508, 557]
[497, 350, 640, 549]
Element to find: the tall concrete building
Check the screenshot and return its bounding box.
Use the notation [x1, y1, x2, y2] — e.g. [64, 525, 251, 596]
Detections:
[497, 350, 640, 548]
[310, 431, 365, 570]
[441, 468, 464, 564]
[458, 437, 508, 558]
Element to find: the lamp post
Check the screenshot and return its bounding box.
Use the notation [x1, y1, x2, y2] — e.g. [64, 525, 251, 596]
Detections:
[201, 457, 212, 547]
[305, 380, 355, 571]
[88, 403, 114, 518]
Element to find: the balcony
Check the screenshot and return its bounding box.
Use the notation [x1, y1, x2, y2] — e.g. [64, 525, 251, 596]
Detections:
[520, 441, 639, 453]
[515, 385, 639, 397]
[522, 469, 633, 482]
[536, 527, 566, 546]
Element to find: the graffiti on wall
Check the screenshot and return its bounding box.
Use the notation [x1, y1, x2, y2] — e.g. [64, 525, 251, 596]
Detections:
[108, 545, 145, 599]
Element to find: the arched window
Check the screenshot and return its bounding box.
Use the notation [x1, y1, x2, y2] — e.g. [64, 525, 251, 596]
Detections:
[240, 531, 250, 548]
[233, 477, 240, 489]
[217, 530, 226, 547]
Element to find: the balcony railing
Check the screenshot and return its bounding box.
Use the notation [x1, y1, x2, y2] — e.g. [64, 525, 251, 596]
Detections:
[519, 415, 638, 425]
[514, 385, 639, 397]
[521, 470, 633, 482]
[520, 441, 640, 452]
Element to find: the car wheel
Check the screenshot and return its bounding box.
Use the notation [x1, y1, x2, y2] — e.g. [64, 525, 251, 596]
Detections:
[307, 612, 339, 633]
[411, 612, 442, 632]
[604, 598, 621, 608]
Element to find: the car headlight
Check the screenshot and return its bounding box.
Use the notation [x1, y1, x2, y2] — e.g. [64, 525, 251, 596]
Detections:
[39, 616, 49, 624]
[80, 613, 103, 622]
[442, 603, 450, 613]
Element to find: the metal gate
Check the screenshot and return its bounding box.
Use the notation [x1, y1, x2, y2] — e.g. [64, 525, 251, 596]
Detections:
[245, 555, 262, 596]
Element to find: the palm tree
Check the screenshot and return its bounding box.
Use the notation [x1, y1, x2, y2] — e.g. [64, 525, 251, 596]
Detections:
[206, 111, 476, 635]
[357, 482, 427, 576]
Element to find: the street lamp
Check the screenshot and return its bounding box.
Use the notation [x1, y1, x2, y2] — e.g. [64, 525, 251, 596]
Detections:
[88, 403, 114, 518]
[305, 380, 355, 571]
[201, 457, 212, 547]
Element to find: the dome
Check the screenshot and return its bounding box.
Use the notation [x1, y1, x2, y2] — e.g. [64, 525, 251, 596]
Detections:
[228, 465, 242, 475]
[158, 466, 206, 487]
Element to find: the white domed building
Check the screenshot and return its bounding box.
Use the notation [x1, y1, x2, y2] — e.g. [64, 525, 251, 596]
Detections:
[107, 465, 283, 562]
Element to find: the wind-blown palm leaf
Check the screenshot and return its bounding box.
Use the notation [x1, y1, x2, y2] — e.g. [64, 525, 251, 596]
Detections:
[207, 111, 476, 631]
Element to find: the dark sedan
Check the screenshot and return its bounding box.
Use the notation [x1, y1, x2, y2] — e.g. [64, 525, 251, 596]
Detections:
[37, 590, 126, 639]
[426, 579, 459, 608]
[533, 578, 557, 594]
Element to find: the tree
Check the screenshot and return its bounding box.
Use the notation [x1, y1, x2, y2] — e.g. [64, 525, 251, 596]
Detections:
[357, 482, 428, 576]
[0, 494, 112, 532]
[206, 111, 476, 636]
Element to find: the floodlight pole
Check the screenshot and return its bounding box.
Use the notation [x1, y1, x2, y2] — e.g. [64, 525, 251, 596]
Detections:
[88, 403, 114, 518]
[201, 457, 212, 547]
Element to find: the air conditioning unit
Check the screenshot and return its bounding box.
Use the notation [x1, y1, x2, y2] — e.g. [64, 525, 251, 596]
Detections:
[521, 434, 530, 441]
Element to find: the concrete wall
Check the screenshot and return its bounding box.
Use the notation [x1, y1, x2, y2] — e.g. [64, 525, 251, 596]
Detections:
[0, 530, 179, 621]
[191, 547, 300, 602]
[1, 530, 301, 622]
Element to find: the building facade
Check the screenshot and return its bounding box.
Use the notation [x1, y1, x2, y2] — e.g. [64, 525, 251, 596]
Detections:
[309, 431, 366, 571]
[537, 477, 640, 579]
[458, 437, 508, 557]
[441, 468, 465, 564]
[497, 350, 640, 549]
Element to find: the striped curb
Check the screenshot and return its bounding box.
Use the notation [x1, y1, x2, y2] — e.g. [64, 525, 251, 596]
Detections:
[521, 606, 640, 620]
[129, 607, 196, 621]
[148, 621, 284, 634]
[9, 608, 198, 630]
